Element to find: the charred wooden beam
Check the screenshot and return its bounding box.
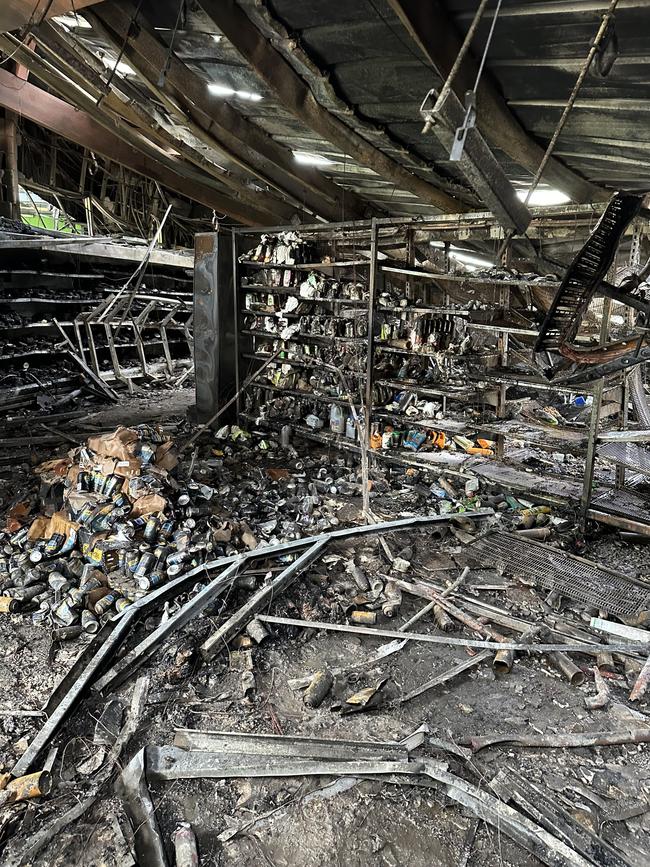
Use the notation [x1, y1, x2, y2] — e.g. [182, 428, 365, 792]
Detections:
[196, 0, 466, 213]
[90, 2, 370, 222]
[0, 68, 275, 225]
[386, 0, 604, 204]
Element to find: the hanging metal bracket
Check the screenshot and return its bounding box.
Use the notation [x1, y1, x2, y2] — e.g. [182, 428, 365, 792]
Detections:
[450, 91, 477, 162]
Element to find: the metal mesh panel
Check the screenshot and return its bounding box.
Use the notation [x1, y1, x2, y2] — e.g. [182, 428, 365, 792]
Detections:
[472, 462, 583, 500]
[591, 487, 650, 523]
[598, 442, 650, 477]
[461, 531, 650, 616]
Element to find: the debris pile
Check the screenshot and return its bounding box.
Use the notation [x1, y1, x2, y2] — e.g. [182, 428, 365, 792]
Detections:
[1, 425, 218, 634]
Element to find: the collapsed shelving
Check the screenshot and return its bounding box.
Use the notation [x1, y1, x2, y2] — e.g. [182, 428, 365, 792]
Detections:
[0, 231, 195, 415]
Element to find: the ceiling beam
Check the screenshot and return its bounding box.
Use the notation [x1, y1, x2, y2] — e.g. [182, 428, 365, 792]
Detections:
[386, 0, 604, 204]
[196, 0, 466, 213]
[0, 68, 275, 224]
[89, 2, 371, 223]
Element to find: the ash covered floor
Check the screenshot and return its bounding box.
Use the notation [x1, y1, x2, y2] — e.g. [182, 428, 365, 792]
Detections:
[0, 391, 649, 867]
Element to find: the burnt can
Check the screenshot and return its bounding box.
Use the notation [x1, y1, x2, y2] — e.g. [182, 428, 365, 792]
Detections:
[349, 610, 377, 625]
[137, 571, 165, 591]
[54, 598, 78, 625]
[103, 474, 122, 498]
[126, 551, 140, 574]
[143, 516, 159, 543]
[29, 547, 44, 564]
[158, 520, 175, 541]
[48, 572, 70, 591]
[24, 568, 44, 587]
[76, 471, 90, 492]
[303, 669, 334, 708]
[52, 625, 84, 641]
[95, 592, 120, 616]
[44, 534, 65, 557]
[171, 822, 199, 867]
[12, 583, 47, 602]
[115, 597, 132, 613]
[81, 609, 100, 634]
[31, 607, 50, 625]
[134, 552, 155, 579]
[31, 590, 52, 607]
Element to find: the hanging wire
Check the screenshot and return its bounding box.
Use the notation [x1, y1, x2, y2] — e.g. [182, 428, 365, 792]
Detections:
[97, 0, 145, 106]
[158, 0, 186, 87]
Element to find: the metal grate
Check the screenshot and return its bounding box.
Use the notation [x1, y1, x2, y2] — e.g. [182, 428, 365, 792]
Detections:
[472, 462, 583, 500]
[598, 442, 650, 477]
[591, 487, 650, 524]
[461, 531, 650, 616]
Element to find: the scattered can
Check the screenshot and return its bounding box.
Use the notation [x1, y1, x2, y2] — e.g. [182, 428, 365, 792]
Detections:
[349, 610, 377, 625]
[143, 516, 159, 543]
[52, 625, 84, 641]
[135, 552, 155, 579]
[303, 669, 334, 708]
[81, 609, 100, 634]
[95, 592, 121, 616]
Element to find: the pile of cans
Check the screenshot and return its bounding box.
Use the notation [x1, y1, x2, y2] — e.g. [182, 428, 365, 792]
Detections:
[0, 425, 220, 640]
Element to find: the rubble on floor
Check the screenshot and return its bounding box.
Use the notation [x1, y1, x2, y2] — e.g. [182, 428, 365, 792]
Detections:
[0, 409, 649, 867]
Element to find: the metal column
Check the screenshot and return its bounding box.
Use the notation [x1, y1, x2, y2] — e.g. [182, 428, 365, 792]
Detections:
[364, 218, 379, 444]
[193, 231, 237, 423]
[581, 296, 613, 519]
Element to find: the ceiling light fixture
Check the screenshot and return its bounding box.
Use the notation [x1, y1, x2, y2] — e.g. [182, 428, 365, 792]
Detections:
[212, 34, 223, 42]
[207, 83, 262, 101]
[293, 151, 333, 166]
[516, 187, 570, 206]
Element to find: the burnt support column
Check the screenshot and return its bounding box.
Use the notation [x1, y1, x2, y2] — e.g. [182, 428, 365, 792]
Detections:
[193, 230, 237, 423]
[0, 109, 20, 220]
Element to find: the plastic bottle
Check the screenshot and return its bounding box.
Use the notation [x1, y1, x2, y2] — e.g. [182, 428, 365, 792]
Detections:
[329, 405, 345, 434]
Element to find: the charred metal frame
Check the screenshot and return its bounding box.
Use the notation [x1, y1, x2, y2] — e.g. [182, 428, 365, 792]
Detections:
[12, 512, 490, 777]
